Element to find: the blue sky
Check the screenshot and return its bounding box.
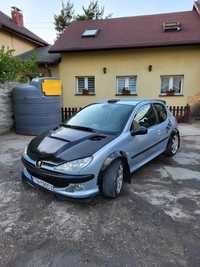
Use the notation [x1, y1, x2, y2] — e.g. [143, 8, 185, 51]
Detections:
[1, 0, 195, 44]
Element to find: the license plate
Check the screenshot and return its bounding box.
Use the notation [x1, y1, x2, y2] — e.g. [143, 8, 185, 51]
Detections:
[32, 177, 54, 191]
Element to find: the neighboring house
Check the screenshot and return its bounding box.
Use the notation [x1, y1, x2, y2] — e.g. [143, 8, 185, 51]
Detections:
[0, 7, 47, 55]
[20, 46, 61, 78]
[50, 1, 200, 109]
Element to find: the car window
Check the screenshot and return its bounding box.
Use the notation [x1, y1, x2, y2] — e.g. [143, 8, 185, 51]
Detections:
[153, 103, 167, 123]
[65, 103, 134, 134]
[132, 104, 157, 130]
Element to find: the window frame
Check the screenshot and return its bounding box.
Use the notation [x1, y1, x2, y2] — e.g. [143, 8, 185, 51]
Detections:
[160, 75, 184, 96]
[75, 76, 95, 95]
[116, 75, 137, 96]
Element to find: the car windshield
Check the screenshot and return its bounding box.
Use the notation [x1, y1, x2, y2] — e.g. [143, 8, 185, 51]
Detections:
[64, 103, 134, 134]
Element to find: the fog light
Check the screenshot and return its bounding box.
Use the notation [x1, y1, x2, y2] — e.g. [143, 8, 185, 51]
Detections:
[66, 184, 85, 192]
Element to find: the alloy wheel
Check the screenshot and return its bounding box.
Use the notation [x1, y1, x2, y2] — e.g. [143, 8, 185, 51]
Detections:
[115, 164, 124, 194]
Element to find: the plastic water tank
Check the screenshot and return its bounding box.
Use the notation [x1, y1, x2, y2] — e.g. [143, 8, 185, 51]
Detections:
[13, 77, 61, 135]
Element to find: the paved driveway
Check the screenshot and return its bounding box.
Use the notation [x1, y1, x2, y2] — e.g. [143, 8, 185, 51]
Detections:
[0, 123, 200, 267]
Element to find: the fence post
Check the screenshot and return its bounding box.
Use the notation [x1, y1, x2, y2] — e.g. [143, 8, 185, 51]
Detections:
[185, 104, 191, 122]
[64, 108, 67, 121]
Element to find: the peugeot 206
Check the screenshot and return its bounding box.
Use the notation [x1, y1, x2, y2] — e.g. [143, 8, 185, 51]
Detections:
[22, 99, 180, 199]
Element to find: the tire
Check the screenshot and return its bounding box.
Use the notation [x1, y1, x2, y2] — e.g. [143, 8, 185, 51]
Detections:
[101, 159, 124, 198]
[165, 131, 180, 157]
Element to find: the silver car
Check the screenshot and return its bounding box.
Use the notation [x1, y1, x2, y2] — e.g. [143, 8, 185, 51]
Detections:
[22, 99, 180, 199]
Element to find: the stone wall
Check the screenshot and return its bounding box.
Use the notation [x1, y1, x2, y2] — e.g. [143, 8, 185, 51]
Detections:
[0, 82, 19, 135]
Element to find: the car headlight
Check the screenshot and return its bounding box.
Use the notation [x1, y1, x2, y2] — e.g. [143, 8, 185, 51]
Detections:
[55, 157, 93, 173]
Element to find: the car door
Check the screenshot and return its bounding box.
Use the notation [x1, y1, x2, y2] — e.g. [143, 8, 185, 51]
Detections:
[153, 103, 170, 152]
[127, 103, 160, 172]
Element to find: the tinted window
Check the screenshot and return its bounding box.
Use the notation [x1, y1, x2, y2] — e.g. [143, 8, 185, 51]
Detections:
[154, 103, 167, 123]
[65, 103, 134, 134]
[132, 104, 157, 130]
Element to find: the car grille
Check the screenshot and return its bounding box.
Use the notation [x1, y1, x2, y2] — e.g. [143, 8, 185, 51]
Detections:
[23, 159, 69, 188]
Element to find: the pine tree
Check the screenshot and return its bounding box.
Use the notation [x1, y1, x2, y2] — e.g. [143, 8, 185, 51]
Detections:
[54, 1, 74, 36]
[76, 0, 111, 21]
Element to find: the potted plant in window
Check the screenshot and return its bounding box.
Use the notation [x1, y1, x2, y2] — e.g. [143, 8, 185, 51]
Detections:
[166, 88, 175, 96]
[122, 87, 131, 95]
[82, 88, 89, 95]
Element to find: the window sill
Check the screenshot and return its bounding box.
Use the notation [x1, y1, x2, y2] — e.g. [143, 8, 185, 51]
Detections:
[75, 93, 96, 96]
[116, 94, 138, 96]
[159, 94, 184, 97]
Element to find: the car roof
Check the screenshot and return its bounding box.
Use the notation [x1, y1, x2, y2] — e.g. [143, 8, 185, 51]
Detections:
[101, 99, 166, 106]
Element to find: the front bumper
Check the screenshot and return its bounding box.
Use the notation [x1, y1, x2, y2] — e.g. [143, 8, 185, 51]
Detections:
[22, 157, 99, 199]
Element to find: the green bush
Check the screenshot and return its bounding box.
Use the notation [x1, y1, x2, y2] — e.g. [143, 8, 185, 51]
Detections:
[0, 46, 39, 83]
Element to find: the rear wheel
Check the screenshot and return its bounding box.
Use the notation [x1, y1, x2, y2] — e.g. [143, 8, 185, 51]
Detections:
[101, 159, 124, 198]
[165, 131, 180, 156]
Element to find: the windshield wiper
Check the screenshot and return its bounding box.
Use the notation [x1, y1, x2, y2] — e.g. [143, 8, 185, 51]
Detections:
[61, 124, 96, 133]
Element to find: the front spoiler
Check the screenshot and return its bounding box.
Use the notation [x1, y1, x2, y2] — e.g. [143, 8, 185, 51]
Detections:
[22, 168, 99, 199]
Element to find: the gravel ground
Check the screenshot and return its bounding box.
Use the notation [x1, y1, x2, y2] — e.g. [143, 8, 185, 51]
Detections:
[0, 123, 200, 267]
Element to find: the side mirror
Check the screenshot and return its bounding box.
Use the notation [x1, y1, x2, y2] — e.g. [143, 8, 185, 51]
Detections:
[131, 126, 148, 136]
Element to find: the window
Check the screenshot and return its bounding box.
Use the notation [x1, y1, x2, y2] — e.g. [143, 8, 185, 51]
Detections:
[153, 103, 167, 123]
[76, 77, 95, 95]
[132, 104, 157, 130]
[82, 29, 99, 37]
[161, 75, 183, 95]
[162, 22, 181, 32]
[116, 76, 137, 95]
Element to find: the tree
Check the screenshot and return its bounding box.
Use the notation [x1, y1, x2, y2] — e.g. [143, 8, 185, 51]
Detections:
[18, 55, 39, 82]
[76, 0, 111, 21]
[54, 1, 74, 36]
[0, 46, 18, 83]
[0, 46, 39, 83]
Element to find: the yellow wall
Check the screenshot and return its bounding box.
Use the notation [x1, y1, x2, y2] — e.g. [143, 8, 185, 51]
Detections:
[59, 46, 200, 107]
[0, 29, 36, 55]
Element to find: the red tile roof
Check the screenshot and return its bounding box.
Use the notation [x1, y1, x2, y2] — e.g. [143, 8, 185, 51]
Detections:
[0, 10, 48, 46]
[50, 8, 200, 53]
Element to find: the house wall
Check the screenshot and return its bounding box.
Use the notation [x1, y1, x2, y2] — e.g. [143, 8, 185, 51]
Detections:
[0, 29, 36, 55]
[38, 65, 59, 78]
[51, 65, 60, 78]
[59, 45, 200, 107]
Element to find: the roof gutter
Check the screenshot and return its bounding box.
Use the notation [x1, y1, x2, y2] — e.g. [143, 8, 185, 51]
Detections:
[49, 42, 200, 54]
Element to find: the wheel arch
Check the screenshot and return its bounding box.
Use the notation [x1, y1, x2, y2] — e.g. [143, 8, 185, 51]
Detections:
[97, 151, 131, 188]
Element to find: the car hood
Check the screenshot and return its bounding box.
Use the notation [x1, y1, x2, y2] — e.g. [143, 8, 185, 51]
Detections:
[27, 126, 117, 164]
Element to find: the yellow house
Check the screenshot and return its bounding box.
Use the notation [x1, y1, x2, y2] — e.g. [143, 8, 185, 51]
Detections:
[0, 7, 47, 55]
[50, 1, 200, 109]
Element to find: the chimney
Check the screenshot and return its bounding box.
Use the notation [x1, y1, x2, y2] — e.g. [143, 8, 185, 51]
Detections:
[194, 1, 200, 16]
[11, 7, 24, 27]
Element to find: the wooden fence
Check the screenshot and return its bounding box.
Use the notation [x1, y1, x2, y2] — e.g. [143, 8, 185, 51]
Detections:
[168, 104, 191, 123]
[61, 107, 82, 122]
[61, 105, 191, 123]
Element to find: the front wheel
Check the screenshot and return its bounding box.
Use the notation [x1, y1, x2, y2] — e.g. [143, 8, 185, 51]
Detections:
[165, 131, 180, 156]
[101, 159, 124, 198]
